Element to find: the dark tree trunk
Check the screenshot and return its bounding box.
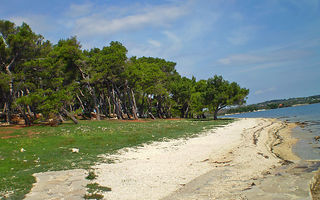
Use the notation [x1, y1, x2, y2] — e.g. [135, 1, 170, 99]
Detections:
[125, 80, 138, 120]
[5, 57, 16, 124]
[156, 96, 166, 119]
[166, 104, 172, 119]
[21, 112, 31, 126]
[3, 102, 10, 123]
[106, 96, 112, 117]
[214, 105, 225, 120]
[2, 103, 6, 113]
[61, 108, 79, 124]
[17, 105, 31, 126]
[77, 65, 101, 120]
[113, 83, 129, 119]
[139, 94, 146, 118]
[148, 112, 156, 119]
[213, 108, 219, 120]
[181, 103, 189, 118]
[25, 89, 33, 118]
[163, 99, 172, 119]
[30, 106, 38, 121]
[99, 93, 108, 116]
[58, 113, 65, 122]
[156, 101, 162, 119]
[109, 86, 123, 119]
[92, 92, 101, 120]
[76, 93, 85, 111]
[130, 89, 138, 119]
[184, 104, 189, 118]
[122, 92, 131, 119]
[147, 96, 155, 120]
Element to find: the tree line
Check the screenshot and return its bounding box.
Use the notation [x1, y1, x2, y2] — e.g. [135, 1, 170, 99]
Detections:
[0, 20, 249, 125]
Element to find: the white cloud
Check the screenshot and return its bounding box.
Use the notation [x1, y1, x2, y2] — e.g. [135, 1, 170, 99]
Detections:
[227, 26, 259, 46]
[148, 39, 161, 47]
[218, 54, 264, 65]
[68, 3, 93, 17]
[218, 49, 312, 66]
[227, 34, 249, 45]
[162, 31, 180, 43]
[71, 3, 188, 37]
[254, 87, 276, 95]
[254, 90, 263, 95]
[128, 31, 182, 59]
[9, 15, 55, 35]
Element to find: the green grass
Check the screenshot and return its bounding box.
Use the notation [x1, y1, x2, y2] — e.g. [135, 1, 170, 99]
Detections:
[0, 118, 232, 199]
[86, 170, 97, 180]
[84, 182, 112, 199]
[86, 183, 111, 193]
[83, 193, 104, 200]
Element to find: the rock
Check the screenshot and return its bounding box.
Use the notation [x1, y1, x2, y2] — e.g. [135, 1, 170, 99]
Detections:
[71, 148, 79, 153]
[262, 170, 271, 176]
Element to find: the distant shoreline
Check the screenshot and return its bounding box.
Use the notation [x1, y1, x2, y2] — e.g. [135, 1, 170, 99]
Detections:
[221, 99, 320, 116]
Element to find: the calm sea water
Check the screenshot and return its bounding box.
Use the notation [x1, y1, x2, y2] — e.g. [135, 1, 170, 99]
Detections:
[223, 103, 320, 160]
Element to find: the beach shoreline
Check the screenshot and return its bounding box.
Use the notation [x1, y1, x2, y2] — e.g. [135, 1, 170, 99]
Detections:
[24, 118, 314, 200]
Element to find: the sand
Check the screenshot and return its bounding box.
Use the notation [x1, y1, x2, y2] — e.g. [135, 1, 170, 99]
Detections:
[24, 118, 305, 200]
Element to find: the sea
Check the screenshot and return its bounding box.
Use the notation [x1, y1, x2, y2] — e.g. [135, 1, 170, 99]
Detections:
[222, 103, 320, 198]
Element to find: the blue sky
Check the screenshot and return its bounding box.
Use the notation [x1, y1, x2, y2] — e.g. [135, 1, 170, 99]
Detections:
[1, 0, 320, 104]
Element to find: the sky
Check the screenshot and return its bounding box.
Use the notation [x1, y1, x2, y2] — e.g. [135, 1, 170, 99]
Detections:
[1, 0, 320, 104]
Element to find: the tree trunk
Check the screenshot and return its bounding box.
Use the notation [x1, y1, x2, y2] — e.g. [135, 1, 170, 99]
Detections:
[5, 57, 16, 123]
[30, 106, 38, 121]
[21, 112, 31, 126]
[130, 89, 138, 119]
[25, 89, 33, 118]
[17, 105, 31, 126]
[3, 102, 7, 113]
[213, 108, 219, 120]
[113, 83, 128, 119]
[148, 112, 155, 119]
[99, 92, 108, 116]
[3, 103, 10, 123]
[156, 101, 163, 119]
[121, 92, 131, 119]
[140, 94, 146, 118]
[124, 80, 138, 119]
[117, 97, 126, 118]
[109, 86, 123, 119]
[147, 96, 155, 120]
[184, 104, 189, 118]
[77, 65, 100, 120]
[76, 93, 85, 111]
[58, 113, 65, 122]
[61, 108, 79, 124]
[92, 92, 101, 121]
[156, 96, 166, 119]
[166, 104, 172, 119]
[106, 96, 112, 117]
